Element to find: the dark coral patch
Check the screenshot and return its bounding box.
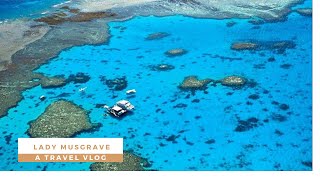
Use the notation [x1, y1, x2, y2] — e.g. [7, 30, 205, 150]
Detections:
[272, 41, 296, 54]
[301, 161, 312, 168]
[248, 94, 260, 100]
[145, 32, 170, 40]
[279, 104, 290, 111]
[231, 40, 296, 54]
[205, 139, 216, 144]
[173, 103, 188, 109]
[248, 19, 265, 25]
[95, 104, 106, 108]
[235, 117, 259, 132]
[271, 113, 287, 122]
[67, 73, 90, 84]
[274, 129, 284, 136]
[226, 21, 237, 27]
[295, 8, 312, 17]
[280, 64, 292, 69]
[192, 99, 200, 103]
[101, 76, 128, 91]
[4, 133, 12, 144]
[166, 135, 180, 143]
[268, 57, 276, 62]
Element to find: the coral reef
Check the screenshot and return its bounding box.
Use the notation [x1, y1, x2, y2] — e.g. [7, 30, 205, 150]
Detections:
[220, 75, 247, 88]
[145, 32, 170, 40]
[40, 76, 67, 88]
[295, 8, 312, 17]
[102, 76, 128, 91]
[149, 64, 175, 71]
[231, 40, 296, 54]
[0, 20, 49, 72]
[231, 42, 259, 51]
[60, 6, 80, 14]
[235, 117, 260, 132]
[179, 76, 213, 92]
[0, 72, 67, 117]
[165, 48, 188, 57]
[0, 20, 108, 118]
[271, 41, 296, 54]
[67, 73, 90, 84]
[35, 13, 67, 25]
[69, 12, 117, 22]
[271, 113, 287, 122]
[36, 11, 117, 25]
[0, 71, 38, 117]
[27, 100, 100, 138]
[90, 151, 151, 171]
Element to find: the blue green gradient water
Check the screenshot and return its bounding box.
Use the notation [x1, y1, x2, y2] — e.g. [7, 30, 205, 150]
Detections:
[0, 1, 312, 171]
[0, 0, 68, 20]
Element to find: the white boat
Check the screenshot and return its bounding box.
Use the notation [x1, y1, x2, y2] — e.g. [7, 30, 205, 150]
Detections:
[106, 100, 134, 117]
[116, 100, 135, 110]
[39, 95, 46, 101]
[126, 89, 136, 95]
[79, 87, 87, 92]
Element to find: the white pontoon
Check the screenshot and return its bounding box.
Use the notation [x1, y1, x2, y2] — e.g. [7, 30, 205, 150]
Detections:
[105, 100, 134, 117]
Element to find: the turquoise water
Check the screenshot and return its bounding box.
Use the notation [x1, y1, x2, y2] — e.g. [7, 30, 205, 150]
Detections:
[0, 0, 68, 20]
[0, 2, 312, 171]
[293, 0, 312, 9]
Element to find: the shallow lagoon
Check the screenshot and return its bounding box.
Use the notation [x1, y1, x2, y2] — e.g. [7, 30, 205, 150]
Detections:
[0, 9, 312, 170]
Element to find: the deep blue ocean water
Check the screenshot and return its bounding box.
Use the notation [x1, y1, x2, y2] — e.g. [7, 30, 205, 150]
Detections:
[0, 0, 68, 20]
[0, 0, 312, 171]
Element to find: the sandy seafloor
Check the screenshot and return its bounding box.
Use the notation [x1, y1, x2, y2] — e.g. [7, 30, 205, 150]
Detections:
[0, 0, 312, 171]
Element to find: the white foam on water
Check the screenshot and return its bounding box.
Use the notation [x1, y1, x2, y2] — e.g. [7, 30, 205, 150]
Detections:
[41, 11, 49, 15]
[52, 0, 72, 8]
